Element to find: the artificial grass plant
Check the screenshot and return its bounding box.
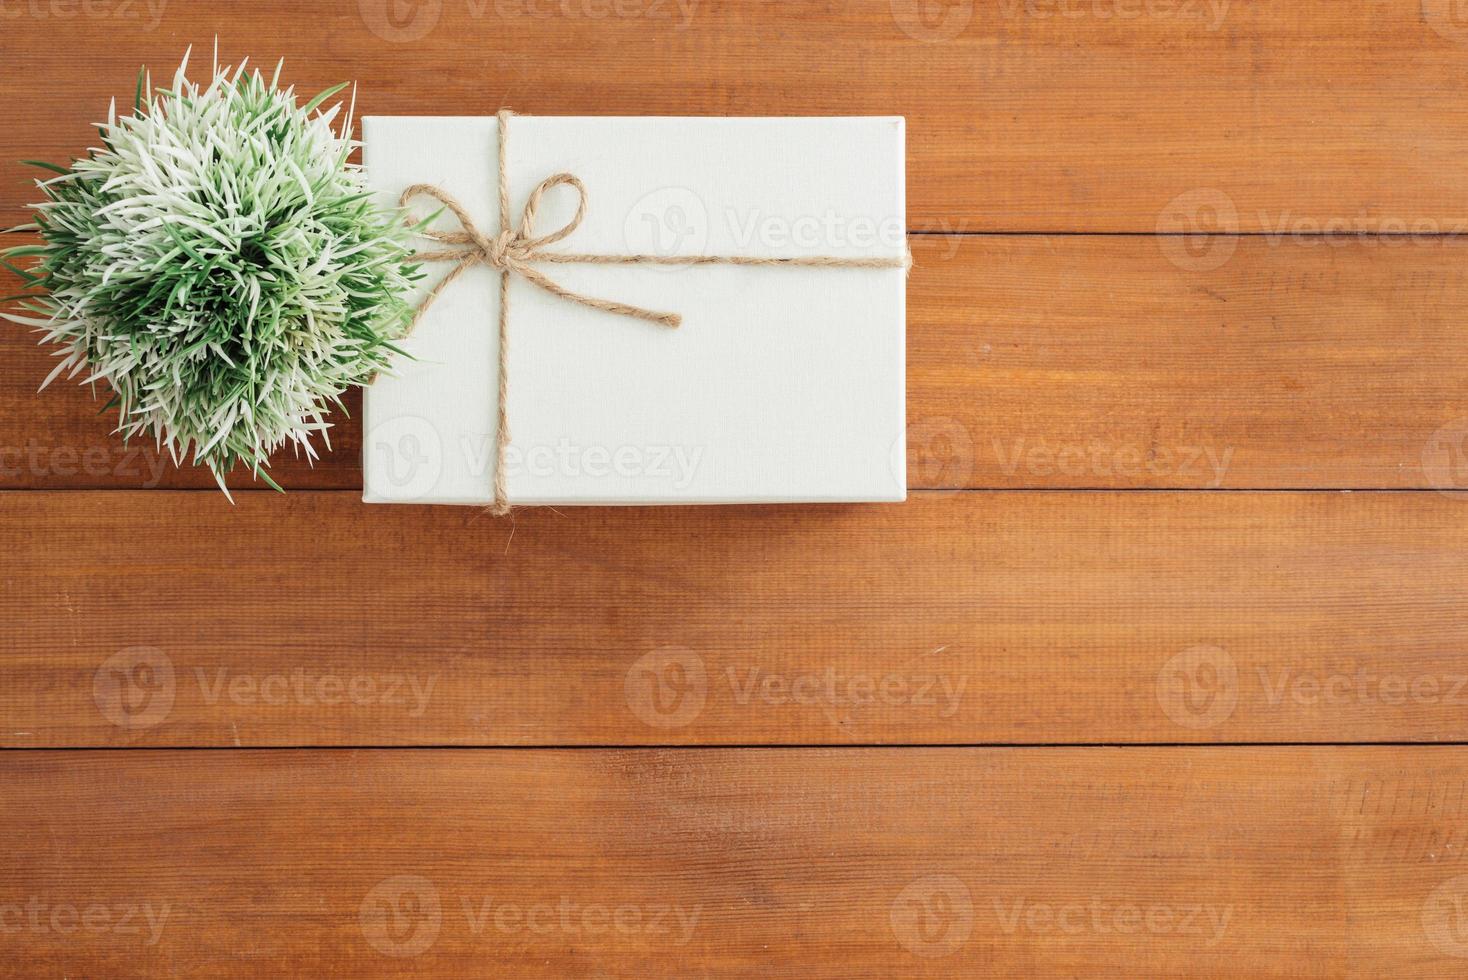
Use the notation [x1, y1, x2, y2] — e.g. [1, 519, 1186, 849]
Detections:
[2, 48, 418, 495]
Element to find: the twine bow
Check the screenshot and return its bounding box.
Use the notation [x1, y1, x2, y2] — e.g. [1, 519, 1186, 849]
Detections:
[401, 170, 683, 333]
[398, 109, 910, 516]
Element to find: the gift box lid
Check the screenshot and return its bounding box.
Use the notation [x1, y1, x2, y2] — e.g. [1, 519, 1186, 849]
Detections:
[362, 114, 906, 507]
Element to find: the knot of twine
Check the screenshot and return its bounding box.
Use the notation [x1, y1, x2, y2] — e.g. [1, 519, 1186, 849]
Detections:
[402, 169, 683, 332]
[400, 109, 911, 516]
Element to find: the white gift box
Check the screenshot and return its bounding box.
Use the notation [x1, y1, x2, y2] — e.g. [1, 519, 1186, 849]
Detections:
[361, 115, 906, 506]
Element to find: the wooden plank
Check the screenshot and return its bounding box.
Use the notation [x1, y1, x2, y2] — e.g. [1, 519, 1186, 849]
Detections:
[3, 2, 1468, 231]
[2, 747, 1464, 977]
[4, 490, 1468, 747]
[914, 234, 1468, 491]
[7, 234, 1468, 491]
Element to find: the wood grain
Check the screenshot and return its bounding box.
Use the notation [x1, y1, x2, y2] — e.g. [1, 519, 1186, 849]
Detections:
[916, 234, 1468, 491]
[5, 5, 1468, 978]
[5, 490, 1468, 747]
[3, 747, 1466, 978]
[8, 234, 1468, 491]
[3, 2, 1468, 231]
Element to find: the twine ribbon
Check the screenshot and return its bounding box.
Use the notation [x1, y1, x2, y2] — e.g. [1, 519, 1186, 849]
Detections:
[400, 109, 910, 515]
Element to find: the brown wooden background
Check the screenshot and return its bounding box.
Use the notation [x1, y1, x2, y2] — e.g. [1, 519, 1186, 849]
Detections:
[5, 1, 1468, 976]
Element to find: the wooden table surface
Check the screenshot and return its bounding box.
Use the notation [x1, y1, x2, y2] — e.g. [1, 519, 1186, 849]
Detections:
[4, 2, 1468, 976]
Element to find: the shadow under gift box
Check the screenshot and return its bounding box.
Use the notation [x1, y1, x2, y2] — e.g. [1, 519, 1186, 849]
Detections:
[361, 115, 906, 507]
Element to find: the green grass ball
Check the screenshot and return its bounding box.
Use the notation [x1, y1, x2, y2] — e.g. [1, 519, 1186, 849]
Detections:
[4, 50, 419, 493]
